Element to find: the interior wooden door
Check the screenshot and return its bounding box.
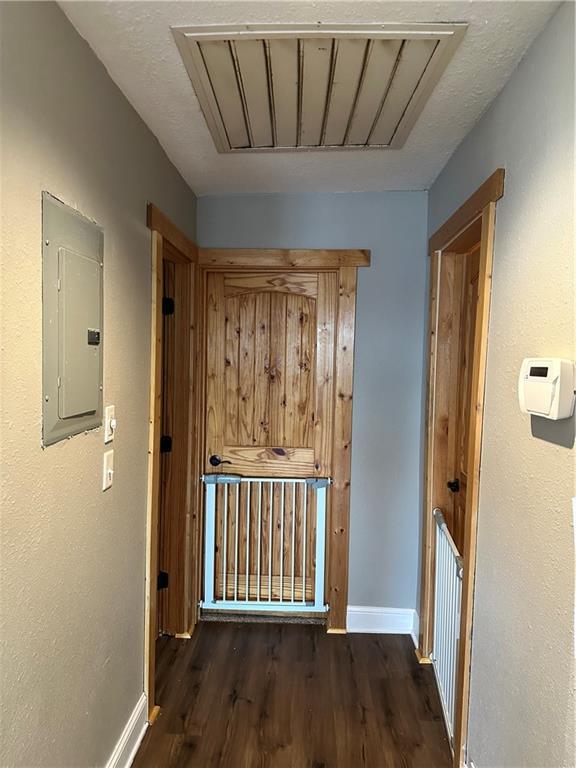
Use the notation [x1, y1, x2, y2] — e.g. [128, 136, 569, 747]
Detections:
[157, 242, 192, 635]
[203, 270, 338, 608]
[449, 245, 480, 554]
[205, 271, 337, 477]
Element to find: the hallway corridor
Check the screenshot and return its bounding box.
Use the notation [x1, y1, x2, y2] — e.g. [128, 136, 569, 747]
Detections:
[134, 622, 451, 767]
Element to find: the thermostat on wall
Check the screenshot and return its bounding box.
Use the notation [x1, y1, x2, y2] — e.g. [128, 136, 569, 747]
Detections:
[518, 358, 575, 420]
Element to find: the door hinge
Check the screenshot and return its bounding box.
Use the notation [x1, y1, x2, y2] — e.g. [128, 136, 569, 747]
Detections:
[160, 435, 172, 453]
[162, 296, 175, 315]
[157, 571, 169, 590]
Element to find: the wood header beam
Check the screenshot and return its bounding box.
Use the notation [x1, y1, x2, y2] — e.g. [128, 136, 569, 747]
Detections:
[147, 203, 198, 263]
[198, 248, 371, 269]
[429, 169, 504, 254]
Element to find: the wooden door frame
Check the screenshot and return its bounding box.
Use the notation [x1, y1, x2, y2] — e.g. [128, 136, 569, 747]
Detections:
[144, 204, 200, 719]
[197, 247, 370, 632]
[417, 170, 504, 766]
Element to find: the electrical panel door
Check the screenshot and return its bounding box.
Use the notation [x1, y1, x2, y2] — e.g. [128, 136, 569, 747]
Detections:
[42, 193, 103, 445]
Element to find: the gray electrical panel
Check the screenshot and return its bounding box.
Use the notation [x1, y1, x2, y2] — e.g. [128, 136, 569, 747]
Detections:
[42, 193, 103, 446]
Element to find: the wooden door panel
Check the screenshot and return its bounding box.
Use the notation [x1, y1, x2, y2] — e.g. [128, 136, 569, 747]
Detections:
[220, 446, 315, 477]
[238, 294, 256, 445]
[224, 295, 240, 444]
[269, 292, 288, 445]
[252, 292, 270, 445]
[452, 245, 480, 553]
[205, 271, 337, 476]
[158, 253, 192, 635]
[225, 271, 318, 298]
[206, 273, 226, 462]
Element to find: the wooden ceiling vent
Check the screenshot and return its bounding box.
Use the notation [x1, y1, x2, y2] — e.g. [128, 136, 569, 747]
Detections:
[173, 23, 466, 153]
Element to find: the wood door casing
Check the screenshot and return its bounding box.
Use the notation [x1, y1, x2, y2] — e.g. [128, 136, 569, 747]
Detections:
[197, 249, 368, 631]
[146, 204, 201, 719]
[205, 271, 338, 477]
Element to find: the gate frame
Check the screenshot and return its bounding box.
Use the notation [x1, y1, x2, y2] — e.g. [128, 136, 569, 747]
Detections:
[201, 475, 329, 613]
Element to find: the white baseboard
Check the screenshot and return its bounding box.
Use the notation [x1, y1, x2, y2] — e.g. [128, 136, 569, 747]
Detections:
[347, 605, 419, 646]
[106, 692, 148, 768]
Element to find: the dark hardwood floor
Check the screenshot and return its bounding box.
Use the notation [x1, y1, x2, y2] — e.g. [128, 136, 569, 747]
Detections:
[134, 622, 451, 768]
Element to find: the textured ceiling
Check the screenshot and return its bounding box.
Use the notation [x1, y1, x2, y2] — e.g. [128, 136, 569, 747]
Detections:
[60, 1, 558, 196]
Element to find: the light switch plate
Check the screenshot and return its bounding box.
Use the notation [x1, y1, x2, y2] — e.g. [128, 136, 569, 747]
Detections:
[104, 405, 116, 443]
[102, 449, 114, 491]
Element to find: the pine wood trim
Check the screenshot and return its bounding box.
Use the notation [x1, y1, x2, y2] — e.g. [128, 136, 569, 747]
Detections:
[198, 260, 361, 632]
[188, 260, 204, 635]
[147, 203, 198, 263]
[327, 266, 358, 631]
[418, 249, 440, 658]
[189, 266, 208, 633]
[198, 248, 371, 269]
[144, 231, 164, 718]
[453, 201, 496, 768]
[428, 169, 504, 254]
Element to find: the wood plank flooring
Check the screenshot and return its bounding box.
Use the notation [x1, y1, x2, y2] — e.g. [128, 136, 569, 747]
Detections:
[134, 622, 451, 768]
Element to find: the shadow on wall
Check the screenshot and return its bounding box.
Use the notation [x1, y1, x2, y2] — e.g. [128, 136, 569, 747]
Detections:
[531, 413, 575, 449]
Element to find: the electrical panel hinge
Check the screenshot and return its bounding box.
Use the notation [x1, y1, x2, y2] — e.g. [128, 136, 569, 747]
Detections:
[162, 296, 175, 315]
[157, 571, 169, 590]
[160, 435, 172, 453]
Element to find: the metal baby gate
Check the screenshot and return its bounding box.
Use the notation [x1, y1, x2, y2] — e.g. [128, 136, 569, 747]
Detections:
[432, 507, 463, 743]
[201, 475, 329, 613]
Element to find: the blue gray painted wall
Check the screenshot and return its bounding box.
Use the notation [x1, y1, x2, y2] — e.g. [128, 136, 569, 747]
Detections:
[429, 3, 574, 765]
[198, 191, 428, 609]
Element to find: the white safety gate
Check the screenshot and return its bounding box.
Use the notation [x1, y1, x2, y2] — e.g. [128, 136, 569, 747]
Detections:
[432, 507, 463, 744]
[201, 475, 329, 613]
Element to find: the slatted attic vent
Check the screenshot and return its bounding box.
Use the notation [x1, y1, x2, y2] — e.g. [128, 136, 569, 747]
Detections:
[173, 23, 466, 153]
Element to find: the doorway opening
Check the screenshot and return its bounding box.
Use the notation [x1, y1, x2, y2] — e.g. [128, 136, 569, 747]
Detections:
[144, 206, 202, 719]
[145, 206, 370, 716]
[417, 170, 504, 768]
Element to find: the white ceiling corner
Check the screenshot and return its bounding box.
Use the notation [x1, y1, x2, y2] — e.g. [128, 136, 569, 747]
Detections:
[60, 1, 559, 196]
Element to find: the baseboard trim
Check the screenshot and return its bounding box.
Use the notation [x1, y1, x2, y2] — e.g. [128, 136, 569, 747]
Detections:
[106, 692, 148, 768]
[347, 605, 419, 645]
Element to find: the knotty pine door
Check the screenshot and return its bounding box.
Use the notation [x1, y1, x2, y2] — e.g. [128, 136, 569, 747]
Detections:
[204, 270, 338, 606]
[450, 244, 480, 554]
[205, 271, 337, 477]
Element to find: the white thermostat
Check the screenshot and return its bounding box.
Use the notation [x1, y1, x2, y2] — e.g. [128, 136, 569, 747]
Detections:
[518, 358, 575, 420]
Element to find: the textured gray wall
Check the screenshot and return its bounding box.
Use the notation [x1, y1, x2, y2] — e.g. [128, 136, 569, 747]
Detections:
[429, 4, 575, 765]
[0, 3, 196, 766]
[198, 191, 428, 609]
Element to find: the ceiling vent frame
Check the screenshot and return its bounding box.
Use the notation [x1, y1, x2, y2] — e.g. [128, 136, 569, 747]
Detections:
[173, 22, 467, 154]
